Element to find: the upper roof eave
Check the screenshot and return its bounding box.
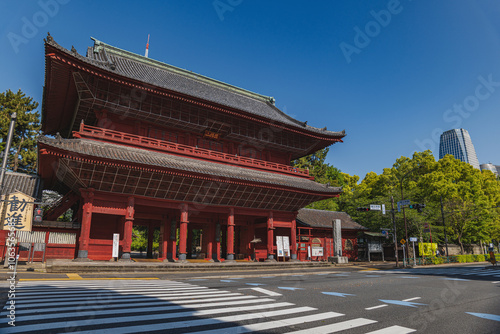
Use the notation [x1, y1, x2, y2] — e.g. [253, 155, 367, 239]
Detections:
[43, 35, 346, 140]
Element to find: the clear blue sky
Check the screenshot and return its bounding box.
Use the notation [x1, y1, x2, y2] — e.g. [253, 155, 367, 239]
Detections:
[1, 0, 500, 180]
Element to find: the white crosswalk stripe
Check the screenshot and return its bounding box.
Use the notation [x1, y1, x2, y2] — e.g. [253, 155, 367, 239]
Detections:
[0, 279, 415, 333]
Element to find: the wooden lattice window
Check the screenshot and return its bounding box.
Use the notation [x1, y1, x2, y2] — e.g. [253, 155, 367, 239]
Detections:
[149, 128, 178, 143]
[197, 138, 223, 152]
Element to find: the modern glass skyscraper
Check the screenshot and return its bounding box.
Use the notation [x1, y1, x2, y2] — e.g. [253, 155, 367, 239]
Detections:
[439, 129, 480, 169]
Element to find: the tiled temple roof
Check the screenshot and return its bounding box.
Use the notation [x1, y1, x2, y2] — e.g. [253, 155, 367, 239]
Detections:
[39, 136, 342, 195]
[297, 208, 367, 230]
[45, 36, 345, 139]
[1, 172, 43, 199]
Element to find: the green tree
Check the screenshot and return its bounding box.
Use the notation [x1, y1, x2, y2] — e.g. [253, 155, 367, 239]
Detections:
[292, 148, 345, 211]
[0, 89, 41, 173]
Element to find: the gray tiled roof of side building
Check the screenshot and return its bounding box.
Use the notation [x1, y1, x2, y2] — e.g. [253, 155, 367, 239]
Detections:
[38, 136, 342, 194]
[1, 172, 43, 199]
[297, 208, 367, 230]
[45, 37, 345, 139]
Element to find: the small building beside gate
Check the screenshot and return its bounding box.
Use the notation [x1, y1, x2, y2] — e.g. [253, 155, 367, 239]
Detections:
[296, 209, 367, 261]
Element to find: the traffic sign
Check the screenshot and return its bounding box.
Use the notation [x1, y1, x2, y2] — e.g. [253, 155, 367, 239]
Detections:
[400, 239, 406, 245]
[382, 204, 386, 215]
[409, 237, 418, 242]
[398, 200, 410, 206]
[381, 230, 387, 236]
[370, 204, 381, 211]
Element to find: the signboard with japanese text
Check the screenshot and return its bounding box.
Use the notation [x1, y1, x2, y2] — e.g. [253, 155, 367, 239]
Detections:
[418, 242, 438, 256]
[276, 236, 284, 257]
[312, 247, 324, 257]
[1, 191, 34, 231]
[112, 233, 120, 258]
[282, 236, 290, 257]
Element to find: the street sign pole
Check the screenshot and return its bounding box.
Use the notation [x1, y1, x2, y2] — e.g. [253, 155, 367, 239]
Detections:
[391, 196, 398, 267]
[412, 241, 416, 267]
[403, 244, 406, 267]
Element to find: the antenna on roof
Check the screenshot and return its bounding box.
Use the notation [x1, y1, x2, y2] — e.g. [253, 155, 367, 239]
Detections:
[145, 34, 150, 58]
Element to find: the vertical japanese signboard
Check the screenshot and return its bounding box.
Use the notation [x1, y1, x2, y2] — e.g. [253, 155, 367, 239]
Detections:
[276, 236, 284, 257]
[112, 233, 120, 258]
[1, 191, 34, 231]
[282, 236, 290, 257]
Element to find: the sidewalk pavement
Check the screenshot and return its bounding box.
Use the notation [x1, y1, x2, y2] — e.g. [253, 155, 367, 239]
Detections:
[1, 259, 491, 274]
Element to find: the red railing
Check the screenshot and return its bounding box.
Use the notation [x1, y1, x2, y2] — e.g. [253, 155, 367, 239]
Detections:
[73, 123, 310, 178]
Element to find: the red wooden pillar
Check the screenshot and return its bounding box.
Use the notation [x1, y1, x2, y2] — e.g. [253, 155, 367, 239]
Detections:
[178, 204, 189, 261]
[215, 222, 221, 262]
[226, 208, 235, 261]
[160, 216, 168, 260]
[291, 218, 298, 261]
[121, 196, 134, 261]
[167, 217, 177, 261]
[266, 211, 275, 261]
[75, 188, 94, 261]
[207, 222, 214, 261]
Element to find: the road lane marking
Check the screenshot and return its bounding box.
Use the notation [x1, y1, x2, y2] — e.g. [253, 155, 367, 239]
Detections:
[250, 287, 282, 296]
[365, 325, 417, 333]
[466, 312, 500, 322]
[365, 304, 388, 310]
[285, 317, 376, 334]
[191, 312, 345, 334]
[379, 300, 426, 307]
[20, 277, 160, 281]
[322, 291, 355, 297]
[1, 300, 290, 322]
[402, 297, 421, 302]
[65, 273, 82, 279]
[278, 287, 304, 291]
[0, 302, 315, 332]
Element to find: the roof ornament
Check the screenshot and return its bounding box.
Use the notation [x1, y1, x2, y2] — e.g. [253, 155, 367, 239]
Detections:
[303, 121, 307, 127]
[269, 97, 275, 105]
[71, 45, 78, 55]
[145, 34, 150, 58]
[55, 132, 62, 144]
[322, 126, 327, 131]
[45, 32, 53, 43]
[341, 129, 346, 135]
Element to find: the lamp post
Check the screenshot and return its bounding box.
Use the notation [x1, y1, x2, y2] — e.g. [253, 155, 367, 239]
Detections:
[0, 113, 17, 193]
[398, 165, 422, 264]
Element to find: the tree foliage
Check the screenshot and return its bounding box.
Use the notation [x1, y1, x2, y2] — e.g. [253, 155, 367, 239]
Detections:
[299, 148, 500, 253]
[0, 89, 41, 173]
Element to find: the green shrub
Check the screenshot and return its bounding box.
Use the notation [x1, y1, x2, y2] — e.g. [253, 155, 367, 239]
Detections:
[456, 255, 467, 263]
[474, 255, 485, 262]
[431, 256, 444, 265]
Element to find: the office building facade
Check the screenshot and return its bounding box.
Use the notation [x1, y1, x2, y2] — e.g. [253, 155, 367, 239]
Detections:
[439, 129, 480, 170]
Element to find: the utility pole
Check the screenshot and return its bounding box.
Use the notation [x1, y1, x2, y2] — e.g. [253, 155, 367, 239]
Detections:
[440, 196, 449, 257]
[0, 112, 17, 193]
[391, 196, 399, 267]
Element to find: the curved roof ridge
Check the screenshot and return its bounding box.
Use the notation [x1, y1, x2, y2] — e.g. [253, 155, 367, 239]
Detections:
[90, 37, 274, 104]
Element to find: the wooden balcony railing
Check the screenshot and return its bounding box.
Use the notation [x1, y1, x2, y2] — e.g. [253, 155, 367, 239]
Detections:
[73, 123, 310, 178]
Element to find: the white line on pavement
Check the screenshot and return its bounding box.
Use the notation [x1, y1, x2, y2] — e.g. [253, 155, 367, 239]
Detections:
[251, 287, 282, 296]
[365, 304, 388, 310]
[365, 325, 417, 333]
[284, 318, 376, 334]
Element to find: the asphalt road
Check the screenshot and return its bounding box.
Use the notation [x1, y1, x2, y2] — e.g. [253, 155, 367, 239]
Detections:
[0, 264, 499, 333]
